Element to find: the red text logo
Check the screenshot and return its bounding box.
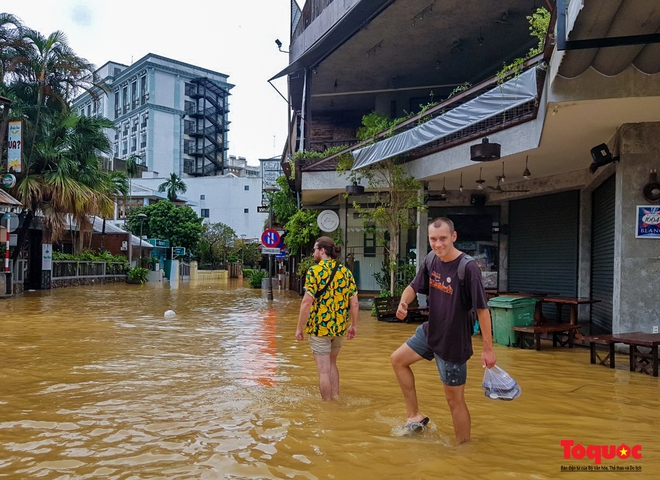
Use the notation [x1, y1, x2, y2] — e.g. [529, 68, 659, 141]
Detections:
[561, 440, 642, 465]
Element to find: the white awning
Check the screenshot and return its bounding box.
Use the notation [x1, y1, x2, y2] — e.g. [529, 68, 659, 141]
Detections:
[351, 67, 538, 170]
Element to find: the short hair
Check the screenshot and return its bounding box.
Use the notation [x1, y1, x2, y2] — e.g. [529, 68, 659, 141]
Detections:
[429, 217, 455, 233]
[315, 236, 341, 259]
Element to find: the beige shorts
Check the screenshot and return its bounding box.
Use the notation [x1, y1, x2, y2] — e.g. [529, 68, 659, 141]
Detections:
[308, 335, 344, 355]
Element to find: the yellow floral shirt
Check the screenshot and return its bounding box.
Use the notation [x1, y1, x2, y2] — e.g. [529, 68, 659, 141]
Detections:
[304, 259, 357, 337]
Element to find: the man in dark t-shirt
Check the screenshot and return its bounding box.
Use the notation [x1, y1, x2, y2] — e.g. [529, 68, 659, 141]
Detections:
[390, 217, 496, 444]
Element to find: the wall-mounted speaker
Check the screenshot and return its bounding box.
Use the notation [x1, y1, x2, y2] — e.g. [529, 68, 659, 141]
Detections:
[470, 194, 486, 206]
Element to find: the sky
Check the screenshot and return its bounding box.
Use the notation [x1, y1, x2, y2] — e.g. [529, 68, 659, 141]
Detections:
[7, 0, 300, 165]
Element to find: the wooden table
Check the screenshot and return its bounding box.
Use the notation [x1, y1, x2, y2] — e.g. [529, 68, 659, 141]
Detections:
[610, 332, 660, 377]
[542, 297, 601, 325]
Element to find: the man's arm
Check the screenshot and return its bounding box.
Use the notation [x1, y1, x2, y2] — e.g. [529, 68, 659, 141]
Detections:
[396, 285, 418, 321]
[296, 292, 314, 341]
[346, 294, 359, 339]
[477, 308, 497, 368]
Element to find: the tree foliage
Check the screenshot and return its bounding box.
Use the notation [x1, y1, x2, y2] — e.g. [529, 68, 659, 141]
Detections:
[126, 201, 202, 254]
[158, 173, 187, 201]
[283, 209, 320, 256]
[338, 111, 425, 295]
[197, 222, 236, 268]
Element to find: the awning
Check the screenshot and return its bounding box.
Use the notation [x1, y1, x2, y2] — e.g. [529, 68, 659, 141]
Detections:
[351, 67, 538, 170]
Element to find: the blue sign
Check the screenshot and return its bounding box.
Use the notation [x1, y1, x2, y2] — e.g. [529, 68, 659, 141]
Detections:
[636, 205, 660, 238]
[261, 229, 280, 247]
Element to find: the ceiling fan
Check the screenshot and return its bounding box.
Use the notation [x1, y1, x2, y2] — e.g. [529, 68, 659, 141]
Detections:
[488, 162, 530, 193]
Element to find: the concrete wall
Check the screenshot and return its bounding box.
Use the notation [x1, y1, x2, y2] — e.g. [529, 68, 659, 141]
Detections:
[612, 122, 660, 334]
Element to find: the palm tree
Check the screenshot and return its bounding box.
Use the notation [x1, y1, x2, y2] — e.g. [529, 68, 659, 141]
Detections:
[0, 13, 25, 85]
[11, 110, 114, 256]
[158, 173, 187, 202]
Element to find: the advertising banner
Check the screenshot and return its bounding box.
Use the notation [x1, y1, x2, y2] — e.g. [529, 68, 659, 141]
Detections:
[7, 120, 22, 173]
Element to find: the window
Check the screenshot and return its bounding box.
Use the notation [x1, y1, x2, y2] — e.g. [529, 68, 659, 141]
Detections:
[244, 208, 249, 213]
[86, 103, 91, 116]
[131, 81, 138, 109]
[122, 85, 129, 114]
[114, 91, 120, 118]
[140, 75, 147, 104]
[140, 132, 146, 149]
[200, 195, 205, 200]
[141, 114, 148, 128]
[364, 228, 376, 257]
[200, 209, 210, 218]
[184, 100, 195, 115]
[131, 136, 137, 152]
[121, 140, 128, 156]
[244, 185, 249, 191]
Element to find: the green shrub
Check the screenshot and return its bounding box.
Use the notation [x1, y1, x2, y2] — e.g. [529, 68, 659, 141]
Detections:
[242, 268, 257, 278]
[127, 267, 150, 285]
[248, 269, 268, 288]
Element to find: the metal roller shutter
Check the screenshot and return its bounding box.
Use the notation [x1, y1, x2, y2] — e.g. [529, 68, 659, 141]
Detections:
[590, 174, 615, 333]
[508, 191, 580, 320]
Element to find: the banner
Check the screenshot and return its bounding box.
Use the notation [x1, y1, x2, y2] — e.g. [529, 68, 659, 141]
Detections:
[7, 120, 22, 173]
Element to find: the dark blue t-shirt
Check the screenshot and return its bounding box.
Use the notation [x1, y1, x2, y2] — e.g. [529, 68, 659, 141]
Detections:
[409, 252, 488, 364]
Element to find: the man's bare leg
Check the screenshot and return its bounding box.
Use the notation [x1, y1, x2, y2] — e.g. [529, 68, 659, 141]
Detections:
[390, 343, 426, 423]
[313, 353, 333, 400]
[329, 347, 341, 399]
[443, 383, 470, 444]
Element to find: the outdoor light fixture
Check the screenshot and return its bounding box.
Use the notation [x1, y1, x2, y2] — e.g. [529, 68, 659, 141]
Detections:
[589, 143, 619, 174]
[470, 138, 501, 161]
[346, 179, 365, 195]
[523, 156, 532, 179]
[275, 39, 289, 53]
[459, 172, 464, 192]
[499, 162, 506, 183]
[642, 169, 660, 202]
[475, 167, 485, 190]
[440, 177, 448, 200]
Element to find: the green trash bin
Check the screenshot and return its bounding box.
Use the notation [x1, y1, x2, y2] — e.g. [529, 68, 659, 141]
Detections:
[487, 296, 537, 347]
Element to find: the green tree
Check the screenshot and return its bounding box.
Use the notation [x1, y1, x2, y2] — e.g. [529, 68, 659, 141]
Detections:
[283, 209, 320, 255]
[127, 201, 202, 254]
[158, 172, 187, 201]
[11, 111, 115, 254]
[339, 111, 425, 296]
[198, 222, 236, 268]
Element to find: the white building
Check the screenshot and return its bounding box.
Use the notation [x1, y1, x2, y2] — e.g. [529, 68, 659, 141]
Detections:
[131, 175, 267, 240]
[73, 54, 269, 239]
[74, 53, 233, 177]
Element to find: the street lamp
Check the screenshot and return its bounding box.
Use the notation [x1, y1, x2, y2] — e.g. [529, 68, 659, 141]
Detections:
[240, 234, 246, 265]
[137, 213, 147, 266]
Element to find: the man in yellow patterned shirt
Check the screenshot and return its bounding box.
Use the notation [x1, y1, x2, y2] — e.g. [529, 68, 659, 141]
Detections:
[296, 236, 359, 400]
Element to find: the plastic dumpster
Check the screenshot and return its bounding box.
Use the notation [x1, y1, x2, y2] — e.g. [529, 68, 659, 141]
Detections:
[487, 296, 537, 346]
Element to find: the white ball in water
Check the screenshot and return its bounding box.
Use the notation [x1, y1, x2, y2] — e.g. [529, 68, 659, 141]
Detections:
[164, 310, 176, 317]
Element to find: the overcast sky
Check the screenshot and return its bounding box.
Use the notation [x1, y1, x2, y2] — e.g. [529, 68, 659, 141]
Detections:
[7, 0, 300, 165]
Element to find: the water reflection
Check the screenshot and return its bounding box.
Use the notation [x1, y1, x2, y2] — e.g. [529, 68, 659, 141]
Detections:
[0, 280, 658, 479]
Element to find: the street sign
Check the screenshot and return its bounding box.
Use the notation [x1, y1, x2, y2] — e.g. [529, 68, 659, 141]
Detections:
[262, 247, 281, 255]
[257, 205, 269, 213]
[261, 229, 280, 247]
[173, 246, 186, 256]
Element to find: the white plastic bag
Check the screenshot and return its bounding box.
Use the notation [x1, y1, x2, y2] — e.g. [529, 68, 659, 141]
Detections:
[482, 366, 521, 401]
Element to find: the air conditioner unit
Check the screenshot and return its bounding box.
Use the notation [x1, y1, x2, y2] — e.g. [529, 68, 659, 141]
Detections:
[121, 241, 128, 251]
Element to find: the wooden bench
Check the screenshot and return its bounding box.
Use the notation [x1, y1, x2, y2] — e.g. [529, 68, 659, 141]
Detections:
[374, 296, 427, 323]
[610, 332, 660, 377]
[511, 324, 582, 351]
[582, 334, 616, 368]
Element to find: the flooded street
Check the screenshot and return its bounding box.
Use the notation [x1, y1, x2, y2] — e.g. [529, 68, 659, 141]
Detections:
[1, 280, 658, 479]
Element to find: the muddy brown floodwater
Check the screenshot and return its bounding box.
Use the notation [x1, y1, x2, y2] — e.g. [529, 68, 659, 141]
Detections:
[0, 279, 658, 479]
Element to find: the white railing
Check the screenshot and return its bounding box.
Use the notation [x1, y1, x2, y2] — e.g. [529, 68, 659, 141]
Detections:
[52, 261, 128, 279]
